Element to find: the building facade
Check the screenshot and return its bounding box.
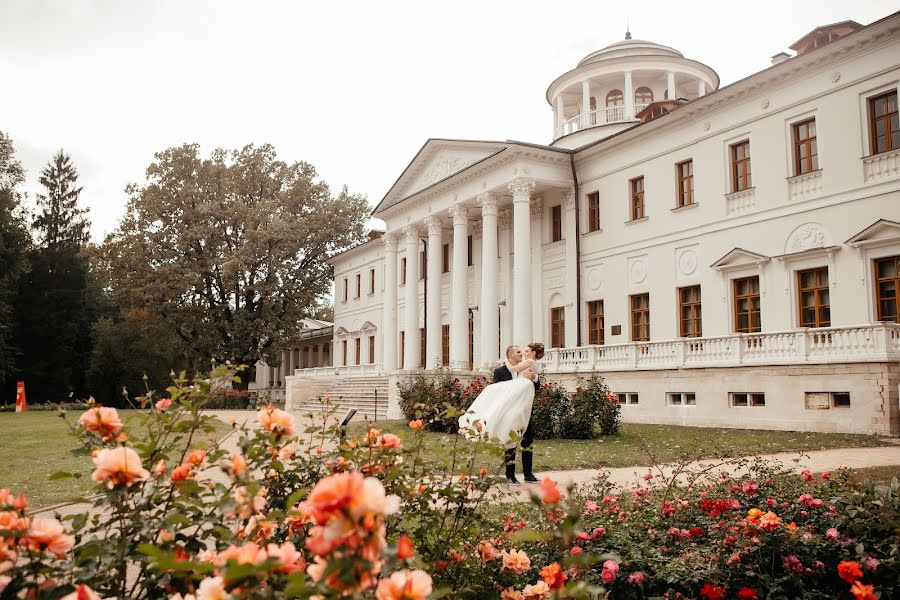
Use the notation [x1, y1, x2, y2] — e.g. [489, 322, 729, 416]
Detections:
[290, 14, 900, 434]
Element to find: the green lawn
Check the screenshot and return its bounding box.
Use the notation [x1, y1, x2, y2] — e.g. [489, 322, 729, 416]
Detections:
[0, 410, 230, 509]
[844, 465, 900, 486]
[349, 420, 890, 472]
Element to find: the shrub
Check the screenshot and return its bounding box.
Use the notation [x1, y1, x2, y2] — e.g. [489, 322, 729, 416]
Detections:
[532, 380, 570, 440]
[567, 373, 620, 438]
[397, 371, 488, 432]
[205, 388, 258, 409]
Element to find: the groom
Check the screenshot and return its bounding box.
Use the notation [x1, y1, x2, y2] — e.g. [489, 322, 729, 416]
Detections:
[493, 345, 539, 485]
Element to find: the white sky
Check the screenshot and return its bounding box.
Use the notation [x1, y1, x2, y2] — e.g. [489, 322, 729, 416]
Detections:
[1, 0, 896, 241]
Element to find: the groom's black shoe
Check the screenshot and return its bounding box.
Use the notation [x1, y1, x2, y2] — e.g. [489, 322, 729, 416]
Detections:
[507, 475, 521, 486]
[505, 462, 520, 485]
[523, 474, 539, 483]
[522, 452, 538, 482]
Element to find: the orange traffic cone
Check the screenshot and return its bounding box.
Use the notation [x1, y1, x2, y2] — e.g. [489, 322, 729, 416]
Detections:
[15, 381, 26, 413]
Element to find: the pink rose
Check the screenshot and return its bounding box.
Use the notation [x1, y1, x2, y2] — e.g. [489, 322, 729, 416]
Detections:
[601, 559, 619, 583]
[825, 528, 840, 540]
[627, 571, 645, 585]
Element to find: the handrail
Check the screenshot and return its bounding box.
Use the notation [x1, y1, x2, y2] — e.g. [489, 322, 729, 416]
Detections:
[555, 104, 648, 139]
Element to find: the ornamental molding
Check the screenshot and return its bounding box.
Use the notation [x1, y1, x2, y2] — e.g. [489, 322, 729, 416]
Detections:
[449, 205, 468, 226]
[565, 188, 576, 210]
[784, 222, 833, 254]
[477, 192, 498, 215]
[382, 234, 398, 252]
[402, 226, 421, 242]
[424, 216, 442, 237]
[530, 196, 544, 218]
[508, 177, 536, 198]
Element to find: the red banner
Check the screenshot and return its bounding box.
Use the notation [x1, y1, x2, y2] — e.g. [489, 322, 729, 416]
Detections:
[15, 381, 26, 413]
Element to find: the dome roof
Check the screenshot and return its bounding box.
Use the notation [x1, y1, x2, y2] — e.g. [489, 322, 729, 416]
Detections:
[577, 33, 684, 67]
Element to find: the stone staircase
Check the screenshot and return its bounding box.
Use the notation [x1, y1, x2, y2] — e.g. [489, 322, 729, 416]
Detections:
[292, 376, 390, 422]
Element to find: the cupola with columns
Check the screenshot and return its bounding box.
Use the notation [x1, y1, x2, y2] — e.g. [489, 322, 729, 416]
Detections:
[547, 31, 720, 148]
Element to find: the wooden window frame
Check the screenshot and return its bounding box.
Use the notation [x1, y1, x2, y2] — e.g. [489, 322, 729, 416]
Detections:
[342, 278, 348, 302]
[792, 118, 818, 175]
[733, 276, 761, 333]
[630, 293, 650, 342]
[730, 140, 752, 192]
[369, 268, 376, 294]
[441, 324, 450, 366]
[355, 273, 361, 298]
[678, 285, 702, 338]
[419, 328, 426, 369]
[797, 267, 830, 328]
[399, 332, 405, 369]
[587, 300, 604, 345]
[342, 340, 348, 366]
[419, 251, 426, 280]
[551, 205, 562, 242]
[467, 235, 473, 267]
[369, 336, 376, 365]
[868, 91, 899, 155]
[442, 243, 450, 274]
[629, 176, 645, 221]
[355, 337, 361, 365]
[730, 392, 766, 407]
[606, 89, 623, 106]
[550, 307, 565, 348]
[676, 159, 694, 207]
[634, 86, 653, 105]
[400, 258, 407, 285]
[587, 192, 600, 232]
[874, 255, 900, 322]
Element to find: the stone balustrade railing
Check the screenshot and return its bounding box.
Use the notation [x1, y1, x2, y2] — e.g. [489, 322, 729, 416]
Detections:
[542, 323, 900, 372]
[291, 364, 384, 378]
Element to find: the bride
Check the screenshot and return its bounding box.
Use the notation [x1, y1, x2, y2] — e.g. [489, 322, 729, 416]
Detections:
[458, 344, 542, 448]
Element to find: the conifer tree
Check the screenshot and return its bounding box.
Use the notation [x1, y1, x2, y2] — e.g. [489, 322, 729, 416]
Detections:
[33, 150, 90, 251]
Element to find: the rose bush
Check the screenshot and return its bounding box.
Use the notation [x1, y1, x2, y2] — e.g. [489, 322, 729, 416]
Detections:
[0, 366, 896, 599]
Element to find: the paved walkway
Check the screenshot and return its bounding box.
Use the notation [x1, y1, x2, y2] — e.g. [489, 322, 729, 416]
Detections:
[33, 411, 900, 515]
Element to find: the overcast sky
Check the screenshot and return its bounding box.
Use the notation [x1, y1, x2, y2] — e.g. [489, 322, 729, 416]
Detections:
[1, 0, 896, 241]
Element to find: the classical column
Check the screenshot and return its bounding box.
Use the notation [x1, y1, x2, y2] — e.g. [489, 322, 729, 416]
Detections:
[564, 188, 578, 347]
[424, 216, 443, 369]
[498, 210, 512, 353]
[530, 196, 543, 344]
[624, 70, 634, 120]
[667, 71, 676, 101]
[555, 95, 564, 137]
[268, 364, 275, 388]
[510, 178, 535, 344]
[581, 80, 590, 129]
[382, 234, 399, 371]
[449, 205, 469, 369]
[403, 227, 421, 371]
[697, 79, 707, 97]
[478, 193, 499, 367]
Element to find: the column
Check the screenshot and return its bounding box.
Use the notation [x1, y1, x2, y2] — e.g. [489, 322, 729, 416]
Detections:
[403, 227, 421, 371]
[564, 188, 578, 347]
[450, 205, 469, 369]
[382, 234, 398, 371]
[479, 193, 499, 367]
[530, 196, 543, 343]
[667, 71, 676, 101]
[697, 79, 707, 97]
[581, 80, 590, 129]
[510, 178, 535, 344]
[268, 364, 275, 388]
[424, 216, 443, 369]
[498, 210, 512, 354]
[555, 95, 564, 137]
[624, 70, 634, 120]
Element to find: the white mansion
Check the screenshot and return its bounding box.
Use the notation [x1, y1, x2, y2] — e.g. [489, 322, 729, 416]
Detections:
[279, 14, 900, 435]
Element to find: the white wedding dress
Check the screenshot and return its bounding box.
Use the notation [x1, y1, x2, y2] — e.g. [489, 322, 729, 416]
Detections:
[458, 377, 535, 448]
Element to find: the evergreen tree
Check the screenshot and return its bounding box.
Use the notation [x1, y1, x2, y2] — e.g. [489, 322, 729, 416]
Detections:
[0, 132, 30, 388]
[33, 150, 90, 251]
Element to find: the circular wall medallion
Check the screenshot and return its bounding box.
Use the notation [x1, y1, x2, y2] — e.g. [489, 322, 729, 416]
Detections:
[678, 249, 698, 276]
[761, 99, 770, 110]
[630, 260, 647, 284]
[587, 268, 602, 290]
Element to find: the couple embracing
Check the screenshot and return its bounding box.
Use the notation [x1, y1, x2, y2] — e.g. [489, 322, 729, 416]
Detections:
[458, 342, 545, 485]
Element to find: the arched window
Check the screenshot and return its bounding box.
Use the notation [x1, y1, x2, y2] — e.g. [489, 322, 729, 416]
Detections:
[589, 96, 596, 111]
[606, 89, 623, 106]
[635, 87, 653, 105]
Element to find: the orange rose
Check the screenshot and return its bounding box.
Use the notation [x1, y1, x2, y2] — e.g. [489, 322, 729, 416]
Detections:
[408, 420, 424, 430]
[850, 581, 876, 600]
[501, 588, 525, 600]
[377, 433, 402, 449]
[537, 477, 562, 504]
[59, 584, 102, 600]
[477, 540, 500, 563]
[375, 569, 433, 600]
[229, 453, 247, 476]
[186, 449, 207, 466]
[396, 534, 414, 560]
[539, 562, 567, 589]
[522, 580, 551, 599]
[257, 404, 295, 437]
[154, 398, 173, 411]
[217, 542, 268, 566]
[758, 511, 781, 532]
[171, 463, 193, 482]
[501, 549, 531, 574]
[91, 447, 150, 488]
[78, 406, 123, 440]
[838, 560, 864, 583]
[25, 517, 74, 558]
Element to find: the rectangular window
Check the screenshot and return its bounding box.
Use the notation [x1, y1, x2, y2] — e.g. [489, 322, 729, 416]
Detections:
[399, 332, 405, 369]
[630, 293, 650, 341]
[467, 235, 473, 267]
[369, 336, 376, 365]
[342, 340, 348, 366]
[468, 315, 475, 370]
[615, 393, 639, 404]
[733, 276, 761, 333]
[805, 391, 851, 409]
[588, 300, 605, 345]
[730, 140, 752, 192]
[792, 118, 819, 175]
[441, 324, 450, 366]
[797, 267, 830, 327]
[551, 205, 562, 242]
[587, 192, 600, 232]
[355, 337, 361, 365]
[419, 251, 426, 280]
[442, 243, 450, 274]
[667, 392, 696, 406]
[678, 285, 702, 337]
[676, 160, 694, 207]
[343, 278, 348, 302]
[550, 307, 565, 348]
[419, 328, 426, 369]
[400, 258, 407, 285]
[731, 392, 766, 407]
[875, 255, 900, 322]
[369, 268, 376, 294]
[868, 91, 899, 155]
[355, 274, 361, 298]
[630, 176, 645, 220]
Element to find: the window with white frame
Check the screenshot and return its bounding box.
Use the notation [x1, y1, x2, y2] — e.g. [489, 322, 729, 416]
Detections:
[730, 392, 766, 407]
[667, 392, 696, 406]
[615, 392, 639, 405]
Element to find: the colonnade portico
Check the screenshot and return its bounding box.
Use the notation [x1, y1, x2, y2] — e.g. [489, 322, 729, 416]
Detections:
[380, 177, 542, 372]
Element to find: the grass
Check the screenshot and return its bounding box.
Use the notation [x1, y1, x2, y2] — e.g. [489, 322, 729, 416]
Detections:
[348, 420, 891, 472]
[0, 410, 230, 509]
[843, 465, 900, 486]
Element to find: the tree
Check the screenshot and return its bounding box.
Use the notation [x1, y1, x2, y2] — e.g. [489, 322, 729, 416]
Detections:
[0, 132, 30, 387]
[32, 150, 90, 250]
[105, 143, 369, 387]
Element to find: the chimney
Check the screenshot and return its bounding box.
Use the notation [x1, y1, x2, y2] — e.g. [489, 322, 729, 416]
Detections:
[771, 52, 791, 65]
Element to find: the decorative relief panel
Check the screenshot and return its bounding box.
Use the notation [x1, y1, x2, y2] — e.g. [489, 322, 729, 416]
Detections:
[401, 150, 492, 198]
[586, 266, 603, 291]
[675, 245, 699, 279]
[785, 223, 833, 254]
[627, 255, 648, 287]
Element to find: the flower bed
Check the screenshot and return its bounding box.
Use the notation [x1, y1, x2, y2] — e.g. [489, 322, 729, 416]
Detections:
[0, 367, 895, 599]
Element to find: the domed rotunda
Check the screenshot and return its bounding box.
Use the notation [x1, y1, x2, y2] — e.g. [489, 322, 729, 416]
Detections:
[547, 32, 719, 148]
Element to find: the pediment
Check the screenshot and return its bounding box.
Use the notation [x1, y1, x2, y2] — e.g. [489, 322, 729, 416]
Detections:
[710, 248, 770, 270]
[334, 326, 350, 336]
[846, 219, 900, 247]
[360, 321, 377, 332]
[374, 139, 507, 216]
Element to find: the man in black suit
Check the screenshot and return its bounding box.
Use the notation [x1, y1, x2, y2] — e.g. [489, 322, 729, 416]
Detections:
[493, 345, 539, 485]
